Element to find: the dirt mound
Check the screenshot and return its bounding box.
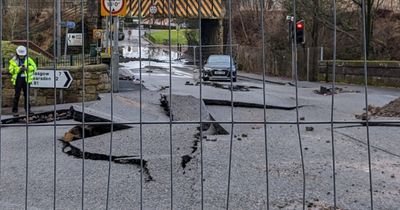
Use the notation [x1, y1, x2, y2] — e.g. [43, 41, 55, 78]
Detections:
[356, 97, 400, 119]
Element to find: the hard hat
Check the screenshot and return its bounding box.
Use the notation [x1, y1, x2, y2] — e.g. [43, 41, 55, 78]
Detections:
[16, 46, 27, 56]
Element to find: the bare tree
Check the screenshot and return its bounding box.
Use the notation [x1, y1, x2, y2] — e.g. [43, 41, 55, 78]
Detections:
[4, 5, 23, 40]
[353, 0, 388, 58]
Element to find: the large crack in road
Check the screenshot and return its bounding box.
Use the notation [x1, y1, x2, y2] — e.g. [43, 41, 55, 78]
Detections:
[62, 141, 154, 182]
[2, 107, 155, 182]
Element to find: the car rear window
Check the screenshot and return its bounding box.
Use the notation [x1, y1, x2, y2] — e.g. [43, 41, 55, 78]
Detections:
[207, 55, 232, 64]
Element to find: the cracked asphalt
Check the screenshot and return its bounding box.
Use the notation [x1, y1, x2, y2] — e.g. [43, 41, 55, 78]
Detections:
[0, 30, 399, 209]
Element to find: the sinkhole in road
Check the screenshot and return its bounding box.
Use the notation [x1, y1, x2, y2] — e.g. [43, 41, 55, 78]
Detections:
[1, 106, 154, 182]
[60, 108, 154, 182]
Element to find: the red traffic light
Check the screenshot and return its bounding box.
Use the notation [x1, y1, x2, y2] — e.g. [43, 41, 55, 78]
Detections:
[296, 21, 304, 30]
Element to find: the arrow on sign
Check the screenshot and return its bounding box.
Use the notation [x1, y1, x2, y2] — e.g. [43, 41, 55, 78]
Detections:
[60, 71, 73, 88]
[31, 70, 74, 89]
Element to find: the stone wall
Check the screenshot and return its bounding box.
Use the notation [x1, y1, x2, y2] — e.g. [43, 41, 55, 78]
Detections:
[319, 61, 400, 88]
[1, 64, 111, 108]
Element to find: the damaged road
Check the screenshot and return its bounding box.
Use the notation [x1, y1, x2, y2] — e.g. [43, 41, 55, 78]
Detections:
[203, 98, 307, 110]
[314, 86, 360, 95]
[200, 81, 262, 92]
[62, 141, 154, 182]
[1, 31, 400, 209]
[160, 94, 306, 117]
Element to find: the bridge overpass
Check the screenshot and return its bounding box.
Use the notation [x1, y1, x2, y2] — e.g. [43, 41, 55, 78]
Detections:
[127, 0, 224, 18]
[125, 0, 226, 46]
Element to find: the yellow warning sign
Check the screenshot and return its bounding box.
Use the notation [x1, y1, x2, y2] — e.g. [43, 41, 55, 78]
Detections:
[127, 0, 223, 18]
[93, 29, 104, 40]
[101, 0, 127, 17]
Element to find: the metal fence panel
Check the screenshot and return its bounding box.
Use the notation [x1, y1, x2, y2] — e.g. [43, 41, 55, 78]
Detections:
[0, 0, 398, 209]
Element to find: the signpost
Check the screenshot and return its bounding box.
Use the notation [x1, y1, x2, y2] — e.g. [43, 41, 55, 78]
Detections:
[67, 33, 83, 46]
[100, 0, 125, 92]
[31, 70, 73, 89]
[61, 21, 76, 29]
[101, 0, 127, 16]
[62, 21, 77, 59]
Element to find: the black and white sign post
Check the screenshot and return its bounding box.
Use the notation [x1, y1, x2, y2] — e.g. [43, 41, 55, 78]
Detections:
[62, 21, 77, 59]
[31, 70, 73, 89]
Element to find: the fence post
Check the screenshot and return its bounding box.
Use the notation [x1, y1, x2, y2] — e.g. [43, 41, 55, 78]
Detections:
[35, 57, 39, 67]
[193, 46, 196, 67]
[2, 57, 5, 68]
[59, 89, 64, 104]
[320, 47, 324, 61]
[70, 55, 73, 66]
[307, 47, 310, 81]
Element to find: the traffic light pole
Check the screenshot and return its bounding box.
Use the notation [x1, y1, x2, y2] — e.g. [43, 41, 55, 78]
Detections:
[291, 36, 296, 81]
[288, 17, 305, 81]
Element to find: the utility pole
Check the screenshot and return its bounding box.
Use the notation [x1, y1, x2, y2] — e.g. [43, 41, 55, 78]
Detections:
[57, 0, 61, 58]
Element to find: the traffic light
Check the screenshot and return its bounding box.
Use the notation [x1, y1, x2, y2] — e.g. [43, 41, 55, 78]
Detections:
[295, 20, 305, 44]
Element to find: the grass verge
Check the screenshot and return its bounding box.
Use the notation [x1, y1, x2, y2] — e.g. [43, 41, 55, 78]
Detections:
[145, 29, 198, 45]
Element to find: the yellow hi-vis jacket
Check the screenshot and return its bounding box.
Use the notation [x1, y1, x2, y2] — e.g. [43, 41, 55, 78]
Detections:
[8, 56, 37, 86]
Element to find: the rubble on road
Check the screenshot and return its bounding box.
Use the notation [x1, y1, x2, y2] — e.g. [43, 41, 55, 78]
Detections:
[314, 86, 360, 95]
[1, 109, 72, 124]
[356, 97, 400, 119]
[119, 75, 135, 81]
[185, 81, 194, 85]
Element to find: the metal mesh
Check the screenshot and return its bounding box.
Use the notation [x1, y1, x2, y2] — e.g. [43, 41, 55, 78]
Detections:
[1, 0, 397, 209]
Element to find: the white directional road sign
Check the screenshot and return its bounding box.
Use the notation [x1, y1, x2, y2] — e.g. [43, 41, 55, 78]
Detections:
[31, 70, 73, 89]
[67, 33, 83, 46]
[150, 5, 157, 14]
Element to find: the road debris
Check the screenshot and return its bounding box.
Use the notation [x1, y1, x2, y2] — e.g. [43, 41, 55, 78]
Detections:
[158, 86, 170, 91]
[62, 123, 130, 142]
[314, 86, 360, 95]
[205, 138, 217, 142]
[185, 81, 194, 85]
[356, 97, 400, 119]
[119, 75, 135, 81]
[1, 109, 72, 124]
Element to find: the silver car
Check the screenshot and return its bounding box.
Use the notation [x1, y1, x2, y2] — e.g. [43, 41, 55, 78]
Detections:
[202, 55, 237, 82]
